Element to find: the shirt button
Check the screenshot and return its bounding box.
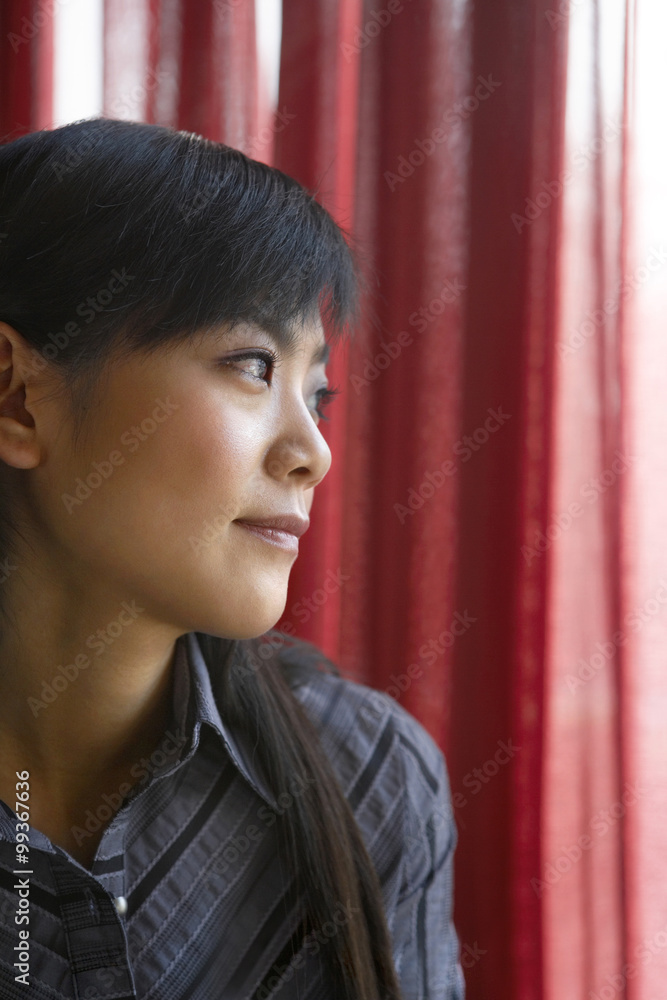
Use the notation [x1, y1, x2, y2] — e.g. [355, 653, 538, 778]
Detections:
[114, 895, 128, 916]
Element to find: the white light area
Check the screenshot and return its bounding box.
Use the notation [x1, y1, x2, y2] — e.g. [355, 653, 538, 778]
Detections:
[563, 0, 595, 144]
[634, 0, 667, 249]
[563, 0, 626, 146]
[256, 0, 282, 110]
[52, 0, 280, 126]
[598, 0, 626, 119]
[52, 0, 104, 127]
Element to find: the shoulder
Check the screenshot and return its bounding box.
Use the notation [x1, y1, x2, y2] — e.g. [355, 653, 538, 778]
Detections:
[273, 634, 456, 862]
[295, 667, 448, 805]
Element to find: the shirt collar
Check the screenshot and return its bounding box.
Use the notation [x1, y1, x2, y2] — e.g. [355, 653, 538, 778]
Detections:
[0, 633, 282, 844]
[174, 631, 280, 812]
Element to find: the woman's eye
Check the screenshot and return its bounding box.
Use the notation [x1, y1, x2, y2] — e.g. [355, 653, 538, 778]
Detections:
[311, 386, 341, 422]
[219, 350, 276, 383]
[218, 350, 340, 422]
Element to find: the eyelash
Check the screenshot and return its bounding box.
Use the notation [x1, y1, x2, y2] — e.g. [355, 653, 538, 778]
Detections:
[219, 349, 341, 422]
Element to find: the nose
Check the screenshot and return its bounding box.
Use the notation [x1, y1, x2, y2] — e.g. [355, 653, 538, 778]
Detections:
[264, 405, 332, 490]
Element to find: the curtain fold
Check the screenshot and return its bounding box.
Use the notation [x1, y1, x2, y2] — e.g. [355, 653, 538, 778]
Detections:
[620, 3, 667, 999]
[4, 1, 663, 997]
[0, 0, 53, 139]
[541, 0, 629, 995]
[103, 0, 259, 147]
[272, 0, 362, 660]
[450, 0, 567, 993]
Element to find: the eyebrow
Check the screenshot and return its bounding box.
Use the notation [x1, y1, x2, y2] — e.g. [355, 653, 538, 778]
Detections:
[311, 340, 330, 366]
[259, 324, 329, 367]
[211, 321, 329, 367]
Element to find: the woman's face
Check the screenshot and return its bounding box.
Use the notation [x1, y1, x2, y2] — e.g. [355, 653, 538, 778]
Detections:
[12, 318, 333, 639]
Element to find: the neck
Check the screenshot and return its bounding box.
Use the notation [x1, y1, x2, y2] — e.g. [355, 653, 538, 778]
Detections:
[0, 603, 183, 812]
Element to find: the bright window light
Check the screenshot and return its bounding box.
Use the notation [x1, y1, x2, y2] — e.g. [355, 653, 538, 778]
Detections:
[256, 0, 282, 110]
[52, 1, 280, 129]
[53, 0, 104, 127]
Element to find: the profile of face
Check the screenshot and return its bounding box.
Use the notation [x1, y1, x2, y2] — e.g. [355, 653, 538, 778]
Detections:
[0, 317, 333, 641]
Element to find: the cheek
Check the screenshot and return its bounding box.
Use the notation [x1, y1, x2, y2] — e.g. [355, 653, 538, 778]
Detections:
[31, 376, 293, 636]
[118, 398, 262, 541]
[47, 395, 261, 563]
[148, 414, 250, 532]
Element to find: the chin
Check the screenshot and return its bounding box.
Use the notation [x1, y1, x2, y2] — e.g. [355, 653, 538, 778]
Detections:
[193, 594, 288, 642]
[222, 621, 282, 641]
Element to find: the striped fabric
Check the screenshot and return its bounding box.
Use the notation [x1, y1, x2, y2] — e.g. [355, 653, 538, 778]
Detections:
[0, 632, 466, 999]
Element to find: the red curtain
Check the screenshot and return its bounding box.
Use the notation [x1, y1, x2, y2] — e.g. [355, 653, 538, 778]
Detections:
[0, 0, 53, 139]
[103, 0, 259, 144]
[4, 1, 665, 998]
[276, 2, 554, 991]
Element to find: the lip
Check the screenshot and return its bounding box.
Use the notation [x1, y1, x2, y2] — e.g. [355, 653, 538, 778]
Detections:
[233, 514, 309, 553]
[234, 514, 310, 538]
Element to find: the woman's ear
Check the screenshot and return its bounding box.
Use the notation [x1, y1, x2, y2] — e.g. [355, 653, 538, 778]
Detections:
[0, 321, 46, 470]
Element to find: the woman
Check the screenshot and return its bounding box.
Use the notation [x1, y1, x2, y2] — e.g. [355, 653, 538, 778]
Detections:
[0, 118, 465, 1000]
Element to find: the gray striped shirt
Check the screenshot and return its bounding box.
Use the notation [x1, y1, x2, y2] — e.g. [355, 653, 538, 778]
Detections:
[0, 631, 465, 999]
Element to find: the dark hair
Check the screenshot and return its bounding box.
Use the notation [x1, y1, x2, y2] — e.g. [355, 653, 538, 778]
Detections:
[0, 118, 400, 999]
